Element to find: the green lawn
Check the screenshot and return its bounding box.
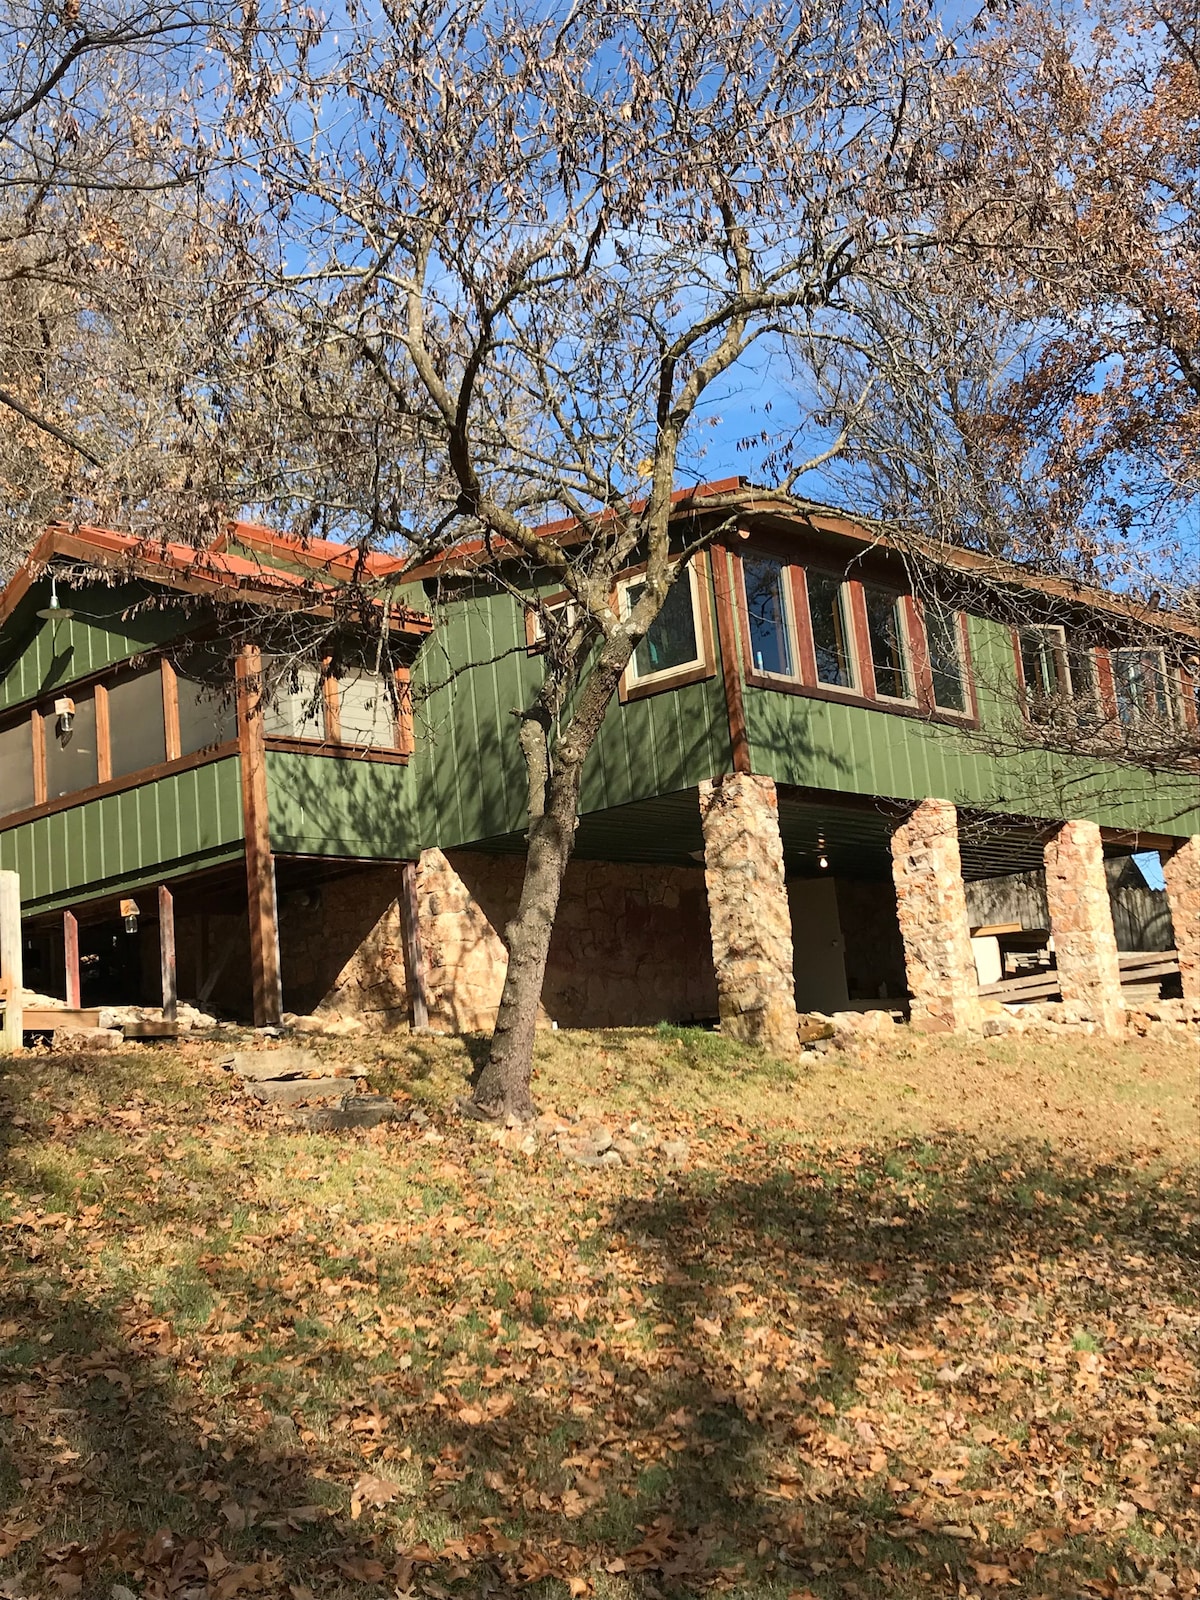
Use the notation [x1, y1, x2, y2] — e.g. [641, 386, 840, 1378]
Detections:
[0, 1024, 1197, 1599]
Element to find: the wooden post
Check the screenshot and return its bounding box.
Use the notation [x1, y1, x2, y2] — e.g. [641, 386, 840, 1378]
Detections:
[235, 646, 283, 1026]
[158, 884, 177, 1023]
[64, 910, 81, 1009]
[399, 859, 429, 1032]
[0, 871, 22, 1051]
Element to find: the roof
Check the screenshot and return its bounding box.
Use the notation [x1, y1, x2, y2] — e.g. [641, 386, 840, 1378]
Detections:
[408, 477, 1198, 642]
[0, 522, 432, 634]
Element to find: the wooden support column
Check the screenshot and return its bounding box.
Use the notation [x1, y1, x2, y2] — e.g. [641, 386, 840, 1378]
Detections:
[399, 859, 429, 1032]
[0, 870, 23, 1052]
[63, 910, 81, 1009]
[235, 646, 283, 1026]
[158, 884, 177, 1023]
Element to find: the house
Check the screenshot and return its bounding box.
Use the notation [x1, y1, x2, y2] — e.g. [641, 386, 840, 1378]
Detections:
[1, 487, 1197, 1042]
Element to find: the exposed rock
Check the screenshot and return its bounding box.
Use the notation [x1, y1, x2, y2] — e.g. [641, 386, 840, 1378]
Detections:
[659, 1139, 690, 1169]
[290, 1094, 405, 1131]
[55, 1026, 123, 1050]
[599, 1148, 624, 1168]
[320, 1016, 366, 1037]
[247, 1077, 350, 1106]
[829, 1009, 897, 1037]
[222, 1047, 322, 1082]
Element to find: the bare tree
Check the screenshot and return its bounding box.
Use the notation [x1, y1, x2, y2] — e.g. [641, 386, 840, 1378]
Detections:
[215, 0, 1043, 1118]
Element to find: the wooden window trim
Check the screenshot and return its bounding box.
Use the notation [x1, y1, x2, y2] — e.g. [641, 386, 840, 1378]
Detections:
[261, 735, 411, 766]
[31, 705, 46, 806]
[524, 590, 574, 653]
[616, 552, 717, 703]
[94, 683, 112, 784]
[917, 602, 976, 722]
[394, 665, 414, 756]
[0, 741, 240, 832]
[321, 659, 342, 742]
[161, 658, 182, 761]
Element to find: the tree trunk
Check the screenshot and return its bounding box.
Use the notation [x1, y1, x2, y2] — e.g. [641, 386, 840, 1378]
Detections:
[468, 762, 582, 1120]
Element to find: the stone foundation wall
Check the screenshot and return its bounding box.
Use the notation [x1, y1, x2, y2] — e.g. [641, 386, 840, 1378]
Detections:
[278, 867, 409, 1025]
[890, 798, 981, 1031]
[416, 848, 718, 1034]
[1043, 820, 1124, 1033]
[1162, 835, 1200, 1002]
[698, 774, 798, 1053]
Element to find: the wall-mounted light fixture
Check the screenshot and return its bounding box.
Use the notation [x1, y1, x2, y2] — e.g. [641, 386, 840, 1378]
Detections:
[120, 897, 140, 934]
[53, 696, 75, 744]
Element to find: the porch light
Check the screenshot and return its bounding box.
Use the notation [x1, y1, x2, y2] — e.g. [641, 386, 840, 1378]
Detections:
[36, 578, 74, 620]
[54, 696, 75, 742]
[818, 855, 829, 870]
[120, 897, 140, 934]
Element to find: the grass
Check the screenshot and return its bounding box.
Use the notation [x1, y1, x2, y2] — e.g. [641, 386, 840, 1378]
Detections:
[0, 1023, 1197, 1599]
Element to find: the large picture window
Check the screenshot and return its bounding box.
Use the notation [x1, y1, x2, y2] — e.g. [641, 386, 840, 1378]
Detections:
[863, 587, 913, 700]
[621, 566, 705, 686]
[744, 556, 795, 678]
[805, 571, 856, 689]
[337, 668, 397, 747]
[177, 670, 237, 756]
[262, 659, 325, 740]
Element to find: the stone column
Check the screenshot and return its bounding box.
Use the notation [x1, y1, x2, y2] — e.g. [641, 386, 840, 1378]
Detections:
[1162, 835, 1200, 1002]
[890, 798, 981, 1032]
[1043, 820, 1124, 1032]
[698, 774, 799, 1053]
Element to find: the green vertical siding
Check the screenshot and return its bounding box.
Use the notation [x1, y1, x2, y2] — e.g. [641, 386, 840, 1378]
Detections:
[0, 755, 245, 912]
[410, 577, 733, 849]
[0, 579, 187, 713]
[266, 750, 421, 859]
[744, 614, 1200, 836]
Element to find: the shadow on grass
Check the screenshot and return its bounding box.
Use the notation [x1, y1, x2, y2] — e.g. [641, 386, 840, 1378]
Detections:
[0, 1047, 1196, 1599]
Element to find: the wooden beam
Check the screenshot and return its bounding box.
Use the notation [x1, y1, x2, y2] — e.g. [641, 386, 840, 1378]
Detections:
[0, 870, 23, 1051]
[158, 884, 177, 1023]
[235, 645, 283, 1026]
[63, 910, 80, 1010]
[712, 545, 751, 775]
[31, 706, 46, 806]
[399, 859, 429, 1032]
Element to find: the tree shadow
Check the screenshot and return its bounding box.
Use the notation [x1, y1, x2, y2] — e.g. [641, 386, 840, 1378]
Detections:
[1, 1044, 1196, 1600]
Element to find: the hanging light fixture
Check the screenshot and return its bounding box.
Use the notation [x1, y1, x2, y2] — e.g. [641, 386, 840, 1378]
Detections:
[36, 577, 74, 621]
[120, 898, 140, 934]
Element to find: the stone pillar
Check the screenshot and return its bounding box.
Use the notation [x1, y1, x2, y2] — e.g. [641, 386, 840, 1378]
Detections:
[890, 798, 981, 1032]
[1162, 836, 1200, 1002]
[698, 773, 799, 1053]
[1043, 820, 1124, 1032]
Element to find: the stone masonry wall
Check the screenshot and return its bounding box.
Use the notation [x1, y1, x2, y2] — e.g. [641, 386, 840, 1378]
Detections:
[416, 848, 719, 1034]
[698, 773, 798, 1053]
[278, 866, 410, 1025]
[1162, 835, 1200, 1002]
[890, 798, 981, 1032]
[1043, 820, 1124, 1033]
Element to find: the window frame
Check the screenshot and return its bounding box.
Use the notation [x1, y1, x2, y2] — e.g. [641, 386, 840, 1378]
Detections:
[524, 591, 578, 652]
[797, 566, 862, 696]
[1111, 645, 1182, 728]
[920, 600, 975, 720]
[739, 551, 802, 685]
[860, 583, 918, 705]
[615, 553, 717, 702]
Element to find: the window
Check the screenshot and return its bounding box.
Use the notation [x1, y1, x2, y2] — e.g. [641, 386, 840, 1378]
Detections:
[1113, 648, 1178, 726]
[805, 571, 856, 689]
[863, 587, 913, 700]
[108, 669, 166, 778]
[1019, 626, 1102, 728]
[527, 594, 578, 648]
[261, 659, 325, 740]
[337, 669, 396, 747]
[622, 566, 704, 685]
[744, 556, 795, 677]
[925, 604, 967, 713]
[177, 670, 237, 757]
[43, 691, 98, 799]
[0, 719, 35, 817]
